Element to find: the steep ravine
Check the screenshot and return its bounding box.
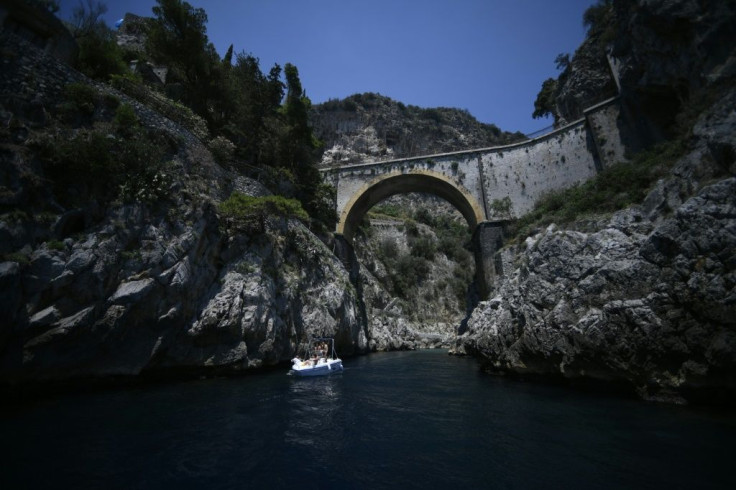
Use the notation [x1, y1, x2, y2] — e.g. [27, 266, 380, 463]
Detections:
[352, 198, 474, 351]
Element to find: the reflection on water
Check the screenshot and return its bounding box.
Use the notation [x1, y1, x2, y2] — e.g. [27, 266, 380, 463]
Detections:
[286, 376, 345, 453]
[1, 350, 735, 489]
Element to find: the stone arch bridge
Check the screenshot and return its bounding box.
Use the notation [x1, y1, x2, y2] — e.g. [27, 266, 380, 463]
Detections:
[321, 97, 625, 297]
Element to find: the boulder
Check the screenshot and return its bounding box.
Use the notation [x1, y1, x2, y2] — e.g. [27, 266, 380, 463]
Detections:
[109, 278, 155, 304]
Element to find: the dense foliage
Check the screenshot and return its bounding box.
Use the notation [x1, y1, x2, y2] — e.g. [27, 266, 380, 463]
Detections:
[532, 78, 559, 121]
[60, 0, 334, 230]
[36, 84, 175, 208]
[367, 201, 473, 312]
[69, 0, 127, 80]
[316, 92, 525, 145]
[145, 1, 332, 229]
[218, 192, 309, 233]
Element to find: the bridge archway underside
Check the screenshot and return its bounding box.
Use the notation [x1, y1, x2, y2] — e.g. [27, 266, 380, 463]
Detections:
[337, 170, 485, 241]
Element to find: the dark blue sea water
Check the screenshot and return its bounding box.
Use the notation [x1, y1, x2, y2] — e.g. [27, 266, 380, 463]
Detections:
[1, 350, 734, 489]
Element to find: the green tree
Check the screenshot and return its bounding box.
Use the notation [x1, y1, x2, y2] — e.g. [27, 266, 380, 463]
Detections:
[219, 53, 284, 164]
[554, 53, 570, 71]
[276, 63, 331, 228]
[70, 0, 127, 80]
[222, 44, 234, 67]
[146, 0, 222, 122]
[583, 0, 614, 33]
[532, 77, 559, 121]
[70, 0, 107, 37]
[143, 2, 332, 229]
[582, 0, 617, 50]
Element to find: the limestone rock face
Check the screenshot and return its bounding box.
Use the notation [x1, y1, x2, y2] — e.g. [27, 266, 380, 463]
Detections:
[462, 0, 736, 404]
[310, 93, 525, 167]
[554, 0, 736, 138]
[1, 203, 369, 383]
[553, 35, 618, 124]
[0, 31, 373, 387]
[611, 0, 736, 93]
[458, 90, 736, 404]
[358, 261, 455, 352]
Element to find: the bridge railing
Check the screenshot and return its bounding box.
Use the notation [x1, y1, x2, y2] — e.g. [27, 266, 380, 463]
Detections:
[523, 123, 557, 140]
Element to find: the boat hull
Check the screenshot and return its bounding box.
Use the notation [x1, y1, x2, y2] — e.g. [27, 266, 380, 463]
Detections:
[290, 359, 343, 377]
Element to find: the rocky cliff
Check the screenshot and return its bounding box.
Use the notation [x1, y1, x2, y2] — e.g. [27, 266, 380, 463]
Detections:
[555, 0, 735, 138]
[0, 30, 377, 389]
[352, 196, 474, 350]
[457, 0, 736, 404]
[3, 0, 733, 405]
[310, 92, 525, 166]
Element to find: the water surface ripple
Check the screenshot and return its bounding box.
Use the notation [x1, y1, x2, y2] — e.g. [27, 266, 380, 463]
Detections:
[2, 350, 734, 489]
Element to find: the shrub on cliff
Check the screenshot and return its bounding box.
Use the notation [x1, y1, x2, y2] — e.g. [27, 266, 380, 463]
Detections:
[410, 235, 437, 261]
[57, 82, 99, 124]
[218, 192, 309, 233]
[76, 31, 128, 81]
[390, 254, 430, 297]
[113, 103, 140, 136]
[37, 120, 170, 207]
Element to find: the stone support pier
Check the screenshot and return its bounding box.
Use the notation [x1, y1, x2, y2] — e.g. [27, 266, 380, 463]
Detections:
[333, 234, 360, 284]
[472, 221, 506, 299]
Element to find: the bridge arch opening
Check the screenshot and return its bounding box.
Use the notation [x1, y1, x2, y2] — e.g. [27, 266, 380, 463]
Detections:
[337, 170, 485, 242]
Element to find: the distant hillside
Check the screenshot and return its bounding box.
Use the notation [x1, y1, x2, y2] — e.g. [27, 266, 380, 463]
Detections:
[310, 92, 525, 167]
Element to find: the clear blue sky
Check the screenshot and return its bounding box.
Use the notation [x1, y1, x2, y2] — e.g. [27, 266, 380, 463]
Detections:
[58, 0, 596, 134]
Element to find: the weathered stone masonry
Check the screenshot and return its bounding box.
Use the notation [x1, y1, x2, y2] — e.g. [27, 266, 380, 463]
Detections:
[324, 96, 628, 296]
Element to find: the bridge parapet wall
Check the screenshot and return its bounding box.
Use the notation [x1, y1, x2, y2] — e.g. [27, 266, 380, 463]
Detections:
[326, 96, 624, 227]
[479, 118, 595, 220]
[324, 97, 625, 296]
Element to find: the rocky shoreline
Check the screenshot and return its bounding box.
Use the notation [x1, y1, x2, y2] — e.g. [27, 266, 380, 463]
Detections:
[454, 87, 736, 405]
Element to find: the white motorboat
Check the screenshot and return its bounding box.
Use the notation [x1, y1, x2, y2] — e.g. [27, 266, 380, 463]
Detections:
[290, 337, 344, 376]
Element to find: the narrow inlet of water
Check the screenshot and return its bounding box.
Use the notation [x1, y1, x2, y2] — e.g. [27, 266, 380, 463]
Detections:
[1, 350, 734, 489]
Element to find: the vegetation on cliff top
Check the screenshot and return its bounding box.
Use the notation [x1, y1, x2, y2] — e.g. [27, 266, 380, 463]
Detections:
[31, 83, 175, 209]
[218, 193, 309, 234]
[312, 92, 526, 162]
[532, 0, 616, 123]
[62, 0, 333, 230]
